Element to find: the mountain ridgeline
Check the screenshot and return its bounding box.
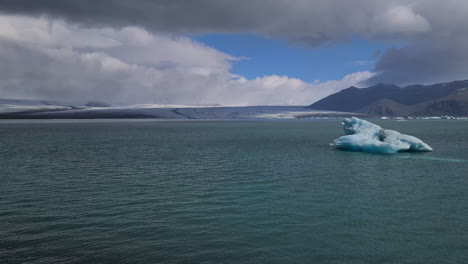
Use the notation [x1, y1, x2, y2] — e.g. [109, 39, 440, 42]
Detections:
[308, 80, 468, 116]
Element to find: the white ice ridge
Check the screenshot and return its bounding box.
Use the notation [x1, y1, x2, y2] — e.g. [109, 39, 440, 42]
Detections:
[331, 117, 433, 154]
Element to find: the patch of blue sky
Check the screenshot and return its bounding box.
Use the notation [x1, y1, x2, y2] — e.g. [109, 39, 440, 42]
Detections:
[193, 33, 397, 83]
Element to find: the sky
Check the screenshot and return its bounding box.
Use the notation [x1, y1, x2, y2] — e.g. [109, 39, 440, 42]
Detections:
[193, 34, 394, 82]
[0, 0, 467, 106]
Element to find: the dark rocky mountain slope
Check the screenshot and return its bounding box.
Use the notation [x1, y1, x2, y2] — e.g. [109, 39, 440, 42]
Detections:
[308, 80, 468, 116]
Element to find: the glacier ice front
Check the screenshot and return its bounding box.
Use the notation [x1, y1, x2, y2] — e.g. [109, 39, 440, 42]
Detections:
[331, 117, 433, 154]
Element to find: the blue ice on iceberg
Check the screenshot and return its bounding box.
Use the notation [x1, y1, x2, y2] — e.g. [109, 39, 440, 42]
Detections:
[331, 117, 433, 154]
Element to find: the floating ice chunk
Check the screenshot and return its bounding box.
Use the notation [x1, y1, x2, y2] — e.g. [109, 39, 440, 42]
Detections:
[331, 117, 433, 153]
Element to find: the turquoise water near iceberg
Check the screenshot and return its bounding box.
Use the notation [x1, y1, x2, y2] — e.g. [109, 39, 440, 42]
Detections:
[0, 120, 467, 263]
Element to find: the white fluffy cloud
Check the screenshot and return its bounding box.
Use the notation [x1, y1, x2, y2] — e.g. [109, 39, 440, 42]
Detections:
[0, 15, 371, 105]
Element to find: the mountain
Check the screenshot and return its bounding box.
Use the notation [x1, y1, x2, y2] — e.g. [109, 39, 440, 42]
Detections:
[358, 99, 412, 117]
[415, 89, 468, 116]
[308, 80, 468, 116]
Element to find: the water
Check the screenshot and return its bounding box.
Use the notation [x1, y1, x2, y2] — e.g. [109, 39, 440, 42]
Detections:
[1, 120, 467, 264]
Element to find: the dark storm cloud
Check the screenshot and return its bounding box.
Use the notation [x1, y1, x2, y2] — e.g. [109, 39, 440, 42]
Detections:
[367, 38, 468, 85]
[365, 0, 468, 85]
[0, 0, 273, 35]
[0, 0, 433, 46]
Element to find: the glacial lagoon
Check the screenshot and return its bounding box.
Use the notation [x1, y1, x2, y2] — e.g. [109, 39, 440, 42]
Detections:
[1, 119, 467, 263]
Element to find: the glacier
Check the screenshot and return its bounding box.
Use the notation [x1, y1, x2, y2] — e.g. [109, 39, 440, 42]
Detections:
[0, 99, 357, 119]
[331, 117, 433, 154]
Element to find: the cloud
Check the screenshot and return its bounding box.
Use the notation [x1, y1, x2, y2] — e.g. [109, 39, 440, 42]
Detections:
[0, 15, 370, 105]
[224, 71, 374, 105]
[0, 0, 437, 46]
[367, 1, 468, 85]
[1, 0, 467, 86]
[367, 37, 468, 85]
[370, 5, 430, 36]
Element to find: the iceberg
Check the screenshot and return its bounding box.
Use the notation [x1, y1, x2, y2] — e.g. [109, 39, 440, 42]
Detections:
[331, 117, 433, 154]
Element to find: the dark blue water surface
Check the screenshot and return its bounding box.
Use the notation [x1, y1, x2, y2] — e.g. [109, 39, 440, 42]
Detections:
[1, 120, 467, 264]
